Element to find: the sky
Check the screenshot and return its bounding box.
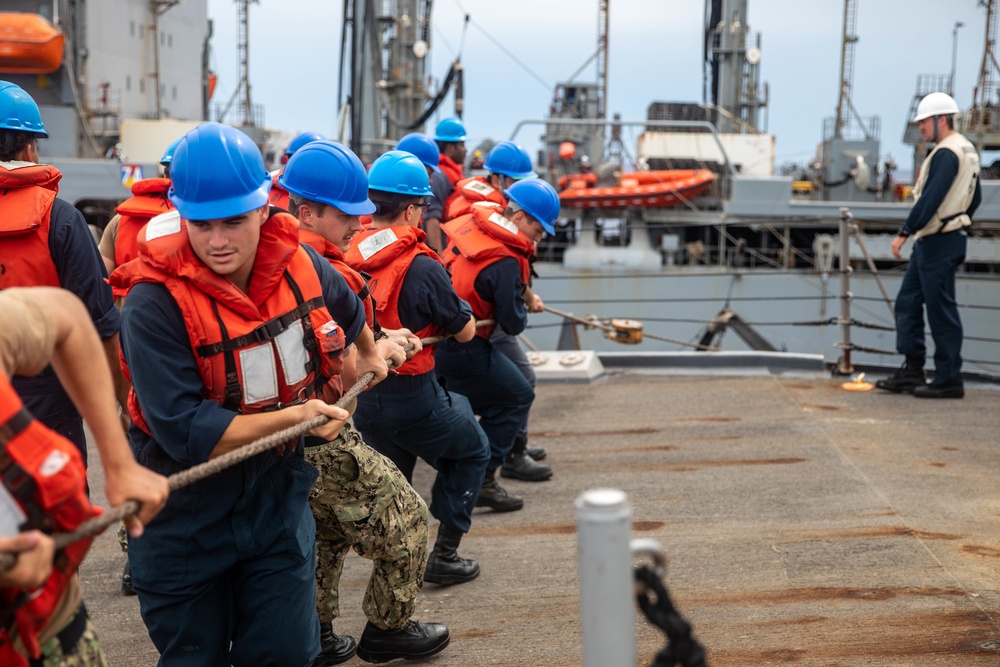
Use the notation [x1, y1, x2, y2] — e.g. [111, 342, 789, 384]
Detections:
[206, 0, 990, 178]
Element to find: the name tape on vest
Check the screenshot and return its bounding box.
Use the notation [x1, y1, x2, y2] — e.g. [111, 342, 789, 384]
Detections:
[145, 209, 182, 241]
[357, 228, 399, 261]
[465, 180, 495, 195]
[487, 212, 519, 235]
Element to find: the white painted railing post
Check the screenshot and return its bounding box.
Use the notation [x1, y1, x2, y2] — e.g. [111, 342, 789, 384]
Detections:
[576, 488, 637, 667]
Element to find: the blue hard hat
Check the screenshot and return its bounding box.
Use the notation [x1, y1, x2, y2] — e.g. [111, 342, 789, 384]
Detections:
[0, 81, 48, 137]
[485, 141, 537, 180]
[160, 137, 182, 166]
[278, 140, 375, 215]
[506, 179, 560, 234]
[433, 117, 466, 143]
[368, 151, 432, 196]
[395, 132, 441, 173]
[285, 131, 326, 157]
[168, 122, 271, 220]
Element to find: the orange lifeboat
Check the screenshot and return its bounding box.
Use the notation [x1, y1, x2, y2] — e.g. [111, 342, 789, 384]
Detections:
[558, 168, 716, 210]
[0, 12, 65, 74]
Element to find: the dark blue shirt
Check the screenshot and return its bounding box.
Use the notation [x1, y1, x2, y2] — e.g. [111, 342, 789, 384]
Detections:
[474, 257, 527, 336]
[120, 245, 365, 466]
[427, 170, 454, 223]
[904, 148, 983, 235]
[396, 254, 473, 335]
[12, 198, 119, 420]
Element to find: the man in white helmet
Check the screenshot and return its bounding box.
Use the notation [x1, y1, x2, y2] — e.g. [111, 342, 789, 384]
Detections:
[876, 92, 980, 399]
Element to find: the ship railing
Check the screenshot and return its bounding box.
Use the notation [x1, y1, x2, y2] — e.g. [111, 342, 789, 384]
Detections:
[509, 118, 737, 180]
[532, 210, 1000, 380]
[822, 115, 881, 143]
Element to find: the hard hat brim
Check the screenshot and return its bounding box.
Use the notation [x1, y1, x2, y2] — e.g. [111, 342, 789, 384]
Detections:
[170, 181, 271, 221]
[334, 198, 377, 215]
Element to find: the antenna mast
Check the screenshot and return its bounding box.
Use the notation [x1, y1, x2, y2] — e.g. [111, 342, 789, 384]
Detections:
[218, 0, 260, 127]
[834, 0, 858, 139]
[972, 0, 999, 132]
[595, 0, 609, 156]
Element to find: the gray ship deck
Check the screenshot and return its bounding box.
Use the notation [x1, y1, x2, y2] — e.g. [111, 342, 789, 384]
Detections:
[82, 369, 1000, 666]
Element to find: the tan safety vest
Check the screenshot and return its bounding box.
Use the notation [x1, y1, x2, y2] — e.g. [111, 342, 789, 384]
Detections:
[912, 132, 979, 240]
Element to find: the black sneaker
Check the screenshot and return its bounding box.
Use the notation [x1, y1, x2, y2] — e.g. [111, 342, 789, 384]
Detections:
[875, 360, 927, 394]
[913, 383, 964, 399]
[356, 620, 450, 663]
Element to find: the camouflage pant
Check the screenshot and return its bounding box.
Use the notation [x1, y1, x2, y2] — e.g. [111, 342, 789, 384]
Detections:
[116, 522, 127, 553]
[35, 610, 106, 667]
[306, 423, 429, 631]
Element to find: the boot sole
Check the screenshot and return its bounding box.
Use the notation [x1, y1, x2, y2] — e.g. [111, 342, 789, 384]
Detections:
[356, 634, 450, 664]
[875, 384, 923, 394]
[499, 467, 553, 482]
[423, 568, 480, 586]
[475, 499, 524, 512]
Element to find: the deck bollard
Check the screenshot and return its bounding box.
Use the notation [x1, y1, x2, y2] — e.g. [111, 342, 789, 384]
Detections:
[576, 488, 637, 667]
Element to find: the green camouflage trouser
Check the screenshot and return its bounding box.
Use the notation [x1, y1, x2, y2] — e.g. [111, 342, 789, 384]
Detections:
[37, 610, 107, 667]
[306, 423, 429, 631]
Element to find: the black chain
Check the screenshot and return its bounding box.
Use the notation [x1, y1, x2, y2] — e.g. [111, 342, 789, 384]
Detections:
[634, 564, 708, 667]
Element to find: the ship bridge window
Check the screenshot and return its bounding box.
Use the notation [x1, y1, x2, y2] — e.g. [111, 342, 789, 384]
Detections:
[140, 79, 145, 94]
[130, 21, 135, 37]
[172, 86, 177, 100]
[126, 76, 131, 92]
[160, 31, 164, 46]
[168, 34, 173, 48]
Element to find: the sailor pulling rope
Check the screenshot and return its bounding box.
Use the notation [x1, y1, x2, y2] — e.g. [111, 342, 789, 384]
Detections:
[0, 319, 495, 574]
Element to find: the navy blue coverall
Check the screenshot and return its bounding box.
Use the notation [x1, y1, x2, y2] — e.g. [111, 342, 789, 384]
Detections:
[896, 149, 981, 387]
[352, 255, 489, 534]
[120, 246, 365, 667]
[435, 257, 535, 473]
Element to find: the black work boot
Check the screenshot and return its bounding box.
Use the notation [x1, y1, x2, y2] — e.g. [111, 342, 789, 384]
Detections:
[526, 445, 547, 461]
[475, 469, 524, 512]
[356, 619, 450, 663]
[121, 560, 136, 596]
[913, 383, 965, 399]
[875, 357, 927, 393]
[501, 436, 553, 481]
[313, 622, 357, 666]
[424, 524, 480, 585]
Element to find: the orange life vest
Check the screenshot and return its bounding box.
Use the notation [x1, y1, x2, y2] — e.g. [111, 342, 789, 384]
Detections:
[438, 154, 464, 187]
[298, 228, 375, 330]
[113, 177, 172, 268]
[109, 211, 344, 436]
[0, 162, 61, 289]
[345, 226, 442, 375]
[268, 171, 290, 211]
[440, 205, 534, 338]
[0, 378, 101, 664]
[445, 176, 506, 221]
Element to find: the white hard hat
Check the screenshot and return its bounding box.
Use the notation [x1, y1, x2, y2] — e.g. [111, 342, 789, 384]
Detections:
[913, 92, 960, 122]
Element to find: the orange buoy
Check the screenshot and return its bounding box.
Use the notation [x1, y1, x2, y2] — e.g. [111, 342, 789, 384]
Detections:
[559, 141, 576, 160]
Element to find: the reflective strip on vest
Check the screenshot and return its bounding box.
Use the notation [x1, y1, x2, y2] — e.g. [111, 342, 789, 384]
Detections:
[237, 319, 311, 404]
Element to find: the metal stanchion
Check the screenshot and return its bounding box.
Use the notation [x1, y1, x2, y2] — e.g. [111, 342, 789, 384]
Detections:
[576, 488, 637, 667]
